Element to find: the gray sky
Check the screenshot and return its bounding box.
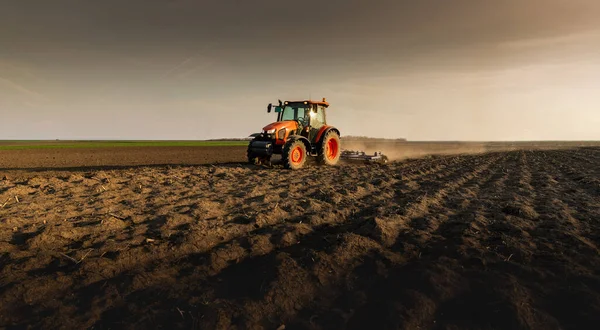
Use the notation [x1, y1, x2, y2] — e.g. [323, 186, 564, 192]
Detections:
[1, 0, 600, 140]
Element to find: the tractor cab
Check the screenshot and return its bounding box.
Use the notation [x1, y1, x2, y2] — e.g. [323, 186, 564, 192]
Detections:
[270, 100, 328, 141]
[249, 98, 341, 169]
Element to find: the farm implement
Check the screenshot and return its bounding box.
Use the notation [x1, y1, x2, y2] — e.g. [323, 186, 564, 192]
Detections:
[340, 150, 389, 164]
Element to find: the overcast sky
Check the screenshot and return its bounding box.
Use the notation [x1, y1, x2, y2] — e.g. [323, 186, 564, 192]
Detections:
[1, 0, 600, 140]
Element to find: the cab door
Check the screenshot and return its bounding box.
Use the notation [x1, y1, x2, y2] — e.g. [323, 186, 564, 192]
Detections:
[308, 105, 326, 142]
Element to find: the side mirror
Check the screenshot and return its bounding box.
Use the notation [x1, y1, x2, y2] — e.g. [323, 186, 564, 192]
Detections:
[267, 103, 272, 113]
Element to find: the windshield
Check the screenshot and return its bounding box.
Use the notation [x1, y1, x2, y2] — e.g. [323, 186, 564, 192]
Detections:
[279, 105, 308, 122]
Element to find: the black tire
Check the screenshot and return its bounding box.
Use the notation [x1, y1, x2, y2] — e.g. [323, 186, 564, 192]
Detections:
[247, 152, 258, 164]
[247, 142, 258, 164]
[318, 130, 341, 165]
[282, 138, 307, 170]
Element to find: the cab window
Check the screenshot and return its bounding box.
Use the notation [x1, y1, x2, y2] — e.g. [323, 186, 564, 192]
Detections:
[310, 106, 326, 129]
[280, 106, 307, 121]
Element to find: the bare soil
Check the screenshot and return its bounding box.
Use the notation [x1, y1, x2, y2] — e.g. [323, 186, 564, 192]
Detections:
[1, 147, 600, 329]
[0, 146, 247, 171]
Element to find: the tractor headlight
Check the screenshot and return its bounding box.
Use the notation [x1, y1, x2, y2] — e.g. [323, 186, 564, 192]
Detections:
[266, 129, 275, 134]
[277, 128, 285, 140]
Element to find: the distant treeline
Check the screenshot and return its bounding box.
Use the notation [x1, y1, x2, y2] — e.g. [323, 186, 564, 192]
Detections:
[207, 137, 254, 141]
[342, 136, 407, 142]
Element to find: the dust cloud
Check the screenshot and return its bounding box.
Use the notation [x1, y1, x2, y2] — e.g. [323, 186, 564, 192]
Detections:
[340, 139, 489, 161]
[339, 139, 596, 161]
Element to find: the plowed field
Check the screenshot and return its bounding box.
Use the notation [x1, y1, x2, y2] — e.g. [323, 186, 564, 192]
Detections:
[1, 148, 599, 329]
[0, 146, 247, 170]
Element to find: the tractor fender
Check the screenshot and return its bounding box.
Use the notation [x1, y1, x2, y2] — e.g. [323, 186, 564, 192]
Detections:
[315, 126, 341, 146]
[287, 135, 312, 152]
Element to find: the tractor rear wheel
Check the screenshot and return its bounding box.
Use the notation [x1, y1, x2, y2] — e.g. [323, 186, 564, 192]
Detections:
[318, 131, 341, 165]
[282, 138, 307, 170]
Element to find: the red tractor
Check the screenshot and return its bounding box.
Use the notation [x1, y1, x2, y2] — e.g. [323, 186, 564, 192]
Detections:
[248, 98, 341, 169]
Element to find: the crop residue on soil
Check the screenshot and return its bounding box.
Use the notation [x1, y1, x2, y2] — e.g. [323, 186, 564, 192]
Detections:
[1, 148, 600, 329]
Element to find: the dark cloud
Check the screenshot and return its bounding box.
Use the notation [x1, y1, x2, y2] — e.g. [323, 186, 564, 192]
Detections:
[3, 1, 599, 57]
[1, 0, 599, 140]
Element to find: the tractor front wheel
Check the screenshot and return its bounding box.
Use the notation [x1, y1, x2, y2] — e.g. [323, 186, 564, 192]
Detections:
[247, 143, 258, 164]
[282, 139, 307, 170]
[318, 131, 341, 165]
[247, 151, 257, 164]
[247, 151, 270, 166]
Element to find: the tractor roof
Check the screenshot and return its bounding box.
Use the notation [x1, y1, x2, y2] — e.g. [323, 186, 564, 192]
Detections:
[284, 98, 329, 107]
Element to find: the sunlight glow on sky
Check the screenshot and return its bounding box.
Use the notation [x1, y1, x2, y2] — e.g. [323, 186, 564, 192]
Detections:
[1, 0, 600, 140]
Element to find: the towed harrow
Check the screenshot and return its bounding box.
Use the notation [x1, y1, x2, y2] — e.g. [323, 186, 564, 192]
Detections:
[340, 150, 389, 164]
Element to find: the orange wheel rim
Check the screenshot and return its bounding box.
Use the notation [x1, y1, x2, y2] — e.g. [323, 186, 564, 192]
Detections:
[291, 146, 303, 163]
[326, 138, 339, 160]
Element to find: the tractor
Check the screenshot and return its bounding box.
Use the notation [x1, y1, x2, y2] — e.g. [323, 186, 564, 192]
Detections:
[247, 98, 341, 169]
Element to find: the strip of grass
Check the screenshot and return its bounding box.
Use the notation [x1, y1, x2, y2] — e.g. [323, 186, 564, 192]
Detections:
[0, 140, 249, 150]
